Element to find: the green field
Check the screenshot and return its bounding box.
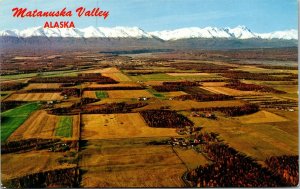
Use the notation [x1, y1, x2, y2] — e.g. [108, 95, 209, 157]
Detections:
[41, 70, 78, 77]
[0, 73, 38, 81]
[129, 73, 221, 82]
[95, 91, 108, 99]
[146, 88, 166, 99]
[129, 73, 180, 81]
[55, 116, 73, 137]
[0, 102, 40, 142]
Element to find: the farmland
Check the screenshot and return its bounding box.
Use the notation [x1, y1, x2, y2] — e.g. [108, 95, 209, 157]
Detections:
[0, 48, 298, 187]
[7, 111, 79, 141]
[1, 102, 40, 142]
[107, 90, 153, 99]
[5, 93, 63, 101]
[79, 139, 187, 187]
[55, 116, 73, 138]
[95, 91, 108, 99]
[81, 113, 178, 139]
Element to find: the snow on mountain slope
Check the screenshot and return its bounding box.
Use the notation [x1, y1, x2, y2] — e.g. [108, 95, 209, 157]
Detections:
[0, 29, 19, 37]
[0, 26, 297, 40]
[225, 25, 258, 39]
[97, 26, 153, 38]
[149, 27, 232, 40]
[256, 29, 298, 40]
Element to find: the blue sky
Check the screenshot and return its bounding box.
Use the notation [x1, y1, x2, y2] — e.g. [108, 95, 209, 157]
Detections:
[0, 0, 297, 32]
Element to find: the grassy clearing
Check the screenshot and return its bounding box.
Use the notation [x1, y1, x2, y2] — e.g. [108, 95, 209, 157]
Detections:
[81, 113, 178, 139]
[237, 110, 288, 124]
[55, 116, 73, 138]
[1, 151, 76, 180]
[153, 93, 165, 98]
[174, 148, 210, 169]
[95, 91, 108, 99]
[1, 102, 40, 142]
[79, 139, 186, 187]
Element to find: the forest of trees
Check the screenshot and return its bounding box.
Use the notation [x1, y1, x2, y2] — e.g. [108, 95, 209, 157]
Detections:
[140, 110, 194, 128]
[29, 74, 117, 84]
[191, 104, 259, 116]
[186, 132, 294, 187]
[265, 155, 299, 186]
[225, 80, 286, 94]
[175, 94, 234, 102]
[0, 82, 27, 91]
[4, 167, 80, 188]
[221, 71, 296, 81]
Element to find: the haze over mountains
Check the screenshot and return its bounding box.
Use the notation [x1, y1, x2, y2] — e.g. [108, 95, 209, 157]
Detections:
[0, 25, 297, 40]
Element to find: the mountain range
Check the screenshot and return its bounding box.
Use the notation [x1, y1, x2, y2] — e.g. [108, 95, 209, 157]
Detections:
[0, 26, 297, 40]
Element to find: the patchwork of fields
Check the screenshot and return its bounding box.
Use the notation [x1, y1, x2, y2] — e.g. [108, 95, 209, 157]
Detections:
[0, 50, 298, 188]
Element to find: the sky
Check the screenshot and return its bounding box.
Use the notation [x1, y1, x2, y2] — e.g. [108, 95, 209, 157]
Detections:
[0, 0, 298, 32]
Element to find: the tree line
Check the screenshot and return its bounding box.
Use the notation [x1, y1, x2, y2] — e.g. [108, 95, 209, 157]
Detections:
[174, 94, 234, 102]
[0, 82, 27, 91]
[29, 75, 118, 84]
[225, 80, 286, 94]
[191, 103, 259, 116]
[187, 132, 289, 187]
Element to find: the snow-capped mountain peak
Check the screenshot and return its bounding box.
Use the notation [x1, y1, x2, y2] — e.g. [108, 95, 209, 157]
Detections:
[255, 29, 298, 40]
[0, 26, 297, 40]
[224, 25, 258, 39]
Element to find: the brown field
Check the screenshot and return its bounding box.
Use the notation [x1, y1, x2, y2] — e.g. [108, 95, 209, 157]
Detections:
[88, 82, 141, 88]
[8, 110, 79, 141]
[167, 73, 210, 76]
[82, 67, 132, 82]
[13, 56, 40, 60]
[24, 83, 61, 90]
[173, 148, 210, 169]
[236, 110, 289, 124]
[144, 81, 164, 86]
[271, 85, 298, 94]
[99, 67, 120, 74]
[54, 101, 75, 108]
[233, 66, 271, 73]
[1, 150, 76, 180]
[82, 91, 97, 98]
[5, 93, 63, 101]
[107, 90, 153, 99]
[137, 99, 244, 111]
[102, 72, 132, 82]
[91, 98, 127, 105]
[164, 91, 188, 97]
[81, 113, 178, 140]
[201, 86, 264, 96]
[80, 140, 186, 187]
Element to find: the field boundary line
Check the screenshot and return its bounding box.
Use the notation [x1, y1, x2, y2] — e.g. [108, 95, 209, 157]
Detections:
[1, 91, 14, 101]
